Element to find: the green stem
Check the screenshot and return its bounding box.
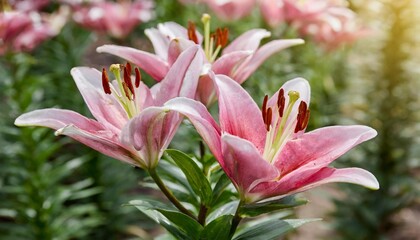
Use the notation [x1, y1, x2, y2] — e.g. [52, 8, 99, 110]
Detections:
[148, 168, 197, 220]
[197, 204, 208, 226]
[229, 201, 244, 238]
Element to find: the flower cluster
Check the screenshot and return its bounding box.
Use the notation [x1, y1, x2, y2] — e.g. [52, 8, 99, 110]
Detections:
[0, 1, 68, 54]
[69, 0, 154, 39]
[15, 14, 378, 204]
[97, 14, 303, 106]
[180, 0, 366, 49]
[260, 0, 368, 49]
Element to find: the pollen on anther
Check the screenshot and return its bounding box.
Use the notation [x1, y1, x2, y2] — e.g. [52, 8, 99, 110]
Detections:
[266, 107, 272, 131]
[135, 68, 141, 88]
[125, 62, 132, 75]
[277, 88, 285, 117]
[262, 95, 268, 123]
[187, 21, 199, 44]
[123, 67, 135, 97]
[294, 101, 310, 133]
[101, 68, 111, 95]
[216, 27, 229, 47]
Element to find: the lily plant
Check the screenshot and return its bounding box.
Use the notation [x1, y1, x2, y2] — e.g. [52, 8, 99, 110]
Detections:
[165, 74, 379, 204]
[97, 14, 304, 106]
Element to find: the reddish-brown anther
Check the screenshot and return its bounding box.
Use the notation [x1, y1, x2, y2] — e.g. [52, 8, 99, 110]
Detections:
[298, 101, 307, 115]
[295, 101, 309, 133]
[123, 66, 135, 98]
[301, 110, 310, 130]
[188, 21, 199, 44]
[125, 62, 132, 75]
[277, 88, 285, 117]
[122, 82, 131, 100]
[262, 95, 268, 124]
[135, 68, 141, 88]
[216, 27, 229, 47]
[266, 107, 272, 131]
[101, 68, 111, 94]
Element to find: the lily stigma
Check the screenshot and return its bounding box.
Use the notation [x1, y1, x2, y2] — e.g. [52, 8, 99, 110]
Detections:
[187, 13, 229, 63]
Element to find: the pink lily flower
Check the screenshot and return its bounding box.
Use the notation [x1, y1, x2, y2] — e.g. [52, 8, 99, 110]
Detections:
[15, 46, 203, 169]
[97, 15, 304, 106]
[260, 0, 366, 50]
[8, 0, 50, 12]
[164, 75, 379, 202]
[0, 7, 68, 54]
[72, 0, 154, 39]
[298, 6, 370, 50]
[203, 0, 256, 21]
[263, 0, 331, 26]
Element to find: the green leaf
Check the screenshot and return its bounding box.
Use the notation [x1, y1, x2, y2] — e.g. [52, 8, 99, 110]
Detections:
[129, 199, 203, 240]
[212, 173, 232, 204]
[233, 218, 320, 240]
[166, 149, 213, 205]
[157, 209, 203, 239]
[200, 215, 233, 240]
[239, 196, 308, 217]
[207, 201, 238, 223]
[130, 199, 188, 239]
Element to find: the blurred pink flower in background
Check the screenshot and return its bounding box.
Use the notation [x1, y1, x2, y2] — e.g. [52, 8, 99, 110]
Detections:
[0, 5, 69, 54]
[203, 0, 256, 21]
[71, 0, 154, 39]
[8, 0, 50, 12]
[260, 0, 367, 49]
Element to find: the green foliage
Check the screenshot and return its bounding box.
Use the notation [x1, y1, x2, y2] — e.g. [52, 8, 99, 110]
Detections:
[233, 214, 319, 240]
[166, 149, 213, 206]
[332, 1, 420, 239]
[239, 196, 308, 217]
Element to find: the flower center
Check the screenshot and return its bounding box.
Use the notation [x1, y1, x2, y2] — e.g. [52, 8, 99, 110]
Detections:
[261, 89, 310, 163]
[187, 14, 229, 63]
[101, 62, 142, 119]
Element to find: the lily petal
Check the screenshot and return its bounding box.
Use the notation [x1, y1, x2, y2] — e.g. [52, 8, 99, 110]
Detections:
[252, 167, 379, 201]
[212, 50, 252, 77]
[96, 44, 169, 81]
[151, 45, 202, 106]
[233, 39, 304, 83]
[163, 97, 223, 163]
[214, 74, 266, 153]
[71, 67, 128, 133]
[223, 29, 271, 54]
[121, 107, 181, 169]
[221, 133, 279, 196]
[14, 108, 105, 132]
[56, 124, 140, 167]
[145, 27, 171, 60]
[275, 125, 377, 176]
[157, 21, 203, 44]
[167, 37, 196, 66]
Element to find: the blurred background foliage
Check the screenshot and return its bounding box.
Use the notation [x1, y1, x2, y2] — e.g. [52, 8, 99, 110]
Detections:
[1, 0, 419, 239]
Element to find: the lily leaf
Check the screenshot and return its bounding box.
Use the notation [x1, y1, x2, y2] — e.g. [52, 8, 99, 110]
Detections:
[157, 209, 203, 239]
[166, 149, 213, 206]
[239, 196, 308, 217]
[200, 215, 233, 240]
[129, 199, 202, 240]
[233, 218, 319, 240]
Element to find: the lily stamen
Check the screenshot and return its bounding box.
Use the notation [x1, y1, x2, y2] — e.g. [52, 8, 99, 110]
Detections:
[101, 68, 111, 95]
[101, 63, 143, 119]
[187, 21, 199, 44]
[196, 13, 229, 63]
[135, 68, 141, 88]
